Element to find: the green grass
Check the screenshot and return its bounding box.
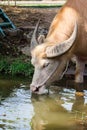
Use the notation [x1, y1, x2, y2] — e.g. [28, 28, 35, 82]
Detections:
[0, 3, 63, 8]
[0, 56, 34, 78]
[17, 4, 63, 8]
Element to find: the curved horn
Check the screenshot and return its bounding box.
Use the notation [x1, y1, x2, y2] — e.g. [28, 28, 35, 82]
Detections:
[30, 19, 40, 51]
[46, 22, 77, 58]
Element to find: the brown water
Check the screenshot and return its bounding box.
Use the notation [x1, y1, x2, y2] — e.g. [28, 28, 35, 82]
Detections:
[0, 76, 87, 130]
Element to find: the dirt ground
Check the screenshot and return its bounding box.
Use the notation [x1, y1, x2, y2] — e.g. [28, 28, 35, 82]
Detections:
[0, 6, 61, 56]
[5, 6, 59, 27]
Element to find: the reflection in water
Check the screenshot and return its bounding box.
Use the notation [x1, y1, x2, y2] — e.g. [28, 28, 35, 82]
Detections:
[0, 77, 87, 130]
[31, 80, 87, 130]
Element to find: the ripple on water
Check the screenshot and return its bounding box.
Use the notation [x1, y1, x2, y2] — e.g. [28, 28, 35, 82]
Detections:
[0, 87, 34, 130]
[0, 78, 87, 130]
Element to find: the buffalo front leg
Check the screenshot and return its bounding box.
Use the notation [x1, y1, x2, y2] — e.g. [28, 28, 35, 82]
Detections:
[75, 58, 85, 83]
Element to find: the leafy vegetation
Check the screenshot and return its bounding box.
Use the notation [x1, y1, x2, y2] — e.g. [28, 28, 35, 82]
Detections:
[0, 56, 34, 78]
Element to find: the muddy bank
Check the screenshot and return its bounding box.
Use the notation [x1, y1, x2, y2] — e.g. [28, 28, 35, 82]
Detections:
[0, 6, 60, 56]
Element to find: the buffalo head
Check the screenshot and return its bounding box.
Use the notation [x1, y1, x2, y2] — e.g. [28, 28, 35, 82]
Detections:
[30, 20, 77, 94]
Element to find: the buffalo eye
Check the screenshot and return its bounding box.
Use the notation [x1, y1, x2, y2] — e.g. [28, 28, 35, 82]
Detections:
[42, 62, 50, 68]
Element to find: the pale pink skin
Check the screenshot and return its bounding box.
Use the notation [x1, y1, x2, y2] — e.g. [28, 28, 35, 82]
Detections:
[30, 0, 87, 94]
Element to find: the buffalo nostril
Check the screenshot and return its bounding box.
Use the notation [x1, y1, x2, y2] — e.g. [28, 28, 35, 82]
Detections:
[30, 84, 40, 92]
[30, 84, 36, 92]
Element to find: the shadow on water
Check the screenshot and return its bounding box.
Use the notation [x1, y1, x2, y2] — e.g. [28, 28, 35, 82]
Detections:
[0, 75, 87, 130]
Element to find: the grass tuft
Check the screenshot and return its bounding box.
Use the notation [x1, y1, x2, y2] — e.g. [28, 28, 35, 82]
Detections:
[0, 56, 34, 78]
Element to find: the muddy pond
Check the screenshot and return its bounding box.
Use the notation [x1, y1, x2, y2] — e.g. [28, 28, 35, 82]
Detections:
[0, 75, 87, 130]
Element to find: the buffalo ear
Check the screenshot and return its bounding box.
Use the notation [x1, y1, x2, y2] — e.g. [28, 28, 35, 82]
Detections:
[46, 22, 77, 58]
[38, 34, 45, 44]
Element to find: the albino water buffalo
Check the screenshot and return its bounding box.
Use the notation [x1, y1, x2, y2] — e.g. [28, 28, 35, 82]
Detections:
[30, 0, 87, 94]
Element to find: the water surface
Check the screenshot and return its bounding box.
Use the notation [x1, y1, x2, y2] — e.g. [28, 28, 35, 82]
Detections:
[0, 76, 87, 130]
